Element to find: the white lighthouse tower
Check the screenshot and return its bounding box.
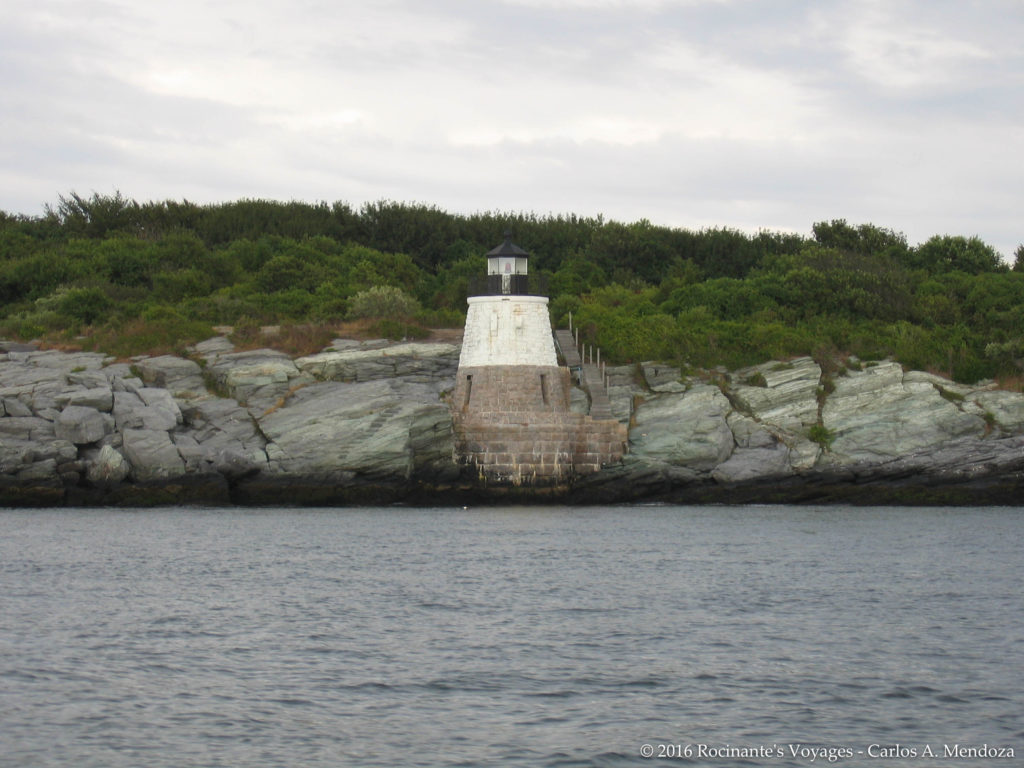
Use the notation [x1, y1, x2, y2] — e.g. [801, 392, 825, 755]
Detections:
[454, 233, 566, 414]
[451, 233, 626, 487]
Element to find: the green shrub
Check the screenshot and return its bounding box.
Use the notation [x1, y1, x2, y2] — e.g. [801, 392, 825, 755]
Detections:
[57, 286, 111, 325]
[153, 268, 212, 302]
[347, 285, 419, 320]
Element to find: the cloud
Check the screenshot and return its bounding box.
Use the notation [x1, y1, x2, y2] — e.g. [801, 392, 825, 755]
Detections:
[1, 0, 1021, 257]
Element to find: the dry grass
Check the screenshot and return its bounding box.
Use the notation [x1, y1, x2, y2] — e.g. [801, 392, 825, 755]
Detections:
[260, 382, 313, 418]
[994, 372, 1024, 393]
[228, 323, 341, 357]
[227, 321, 463, 358]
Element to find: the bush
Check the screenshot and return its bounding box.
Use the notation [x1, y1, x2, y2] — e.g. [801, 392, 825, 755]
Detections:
[347, 285, 419, 320]
[57, 286, 111, 326]
[79, 307, 214, 358]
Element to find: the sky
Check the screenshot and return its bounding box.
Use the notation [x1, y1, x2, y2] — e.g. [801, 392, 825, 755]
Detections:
[2, 0, 1022, 258]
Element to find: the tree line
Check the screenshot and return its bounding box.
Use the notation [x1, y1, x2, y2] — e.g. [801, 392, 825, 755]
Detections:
[0, 192, 1021, 384]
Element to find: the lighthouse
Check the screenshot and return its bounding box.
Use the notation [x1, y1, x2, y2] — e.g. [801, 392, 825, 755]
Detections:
[451, 233, 626, 487]
[454, 233, 566, 414]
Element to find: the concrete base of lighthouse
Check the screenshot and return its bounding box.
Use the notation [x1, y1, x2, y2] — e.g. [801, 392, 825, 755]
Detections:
[451, 294, 626, 486]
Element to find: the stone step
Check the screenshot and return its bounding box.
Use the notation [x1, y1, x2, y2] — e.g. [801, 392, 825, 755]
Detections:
[553, 329, 581, 367]
[554, 328, 617, 421]
[582, 363, 614, 420]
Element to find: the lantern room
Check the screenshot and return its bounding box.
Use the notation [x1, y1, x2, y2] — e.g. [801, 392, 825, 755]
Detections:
[485, 231, 530, 295]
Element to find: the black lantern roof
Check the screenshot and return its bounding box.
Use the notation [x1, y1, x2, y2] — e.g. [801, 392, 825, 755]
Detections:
[486, 231, 529, 258]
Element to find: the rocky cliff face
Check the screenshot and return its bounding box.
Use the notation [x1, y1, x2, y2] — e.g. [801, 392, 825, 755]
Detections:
[1, 338, 1021, 506]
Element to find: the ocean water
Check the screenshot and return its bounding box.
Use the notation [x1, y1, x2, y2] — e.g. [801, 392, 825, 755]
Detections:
[0, 505, 1021, 767]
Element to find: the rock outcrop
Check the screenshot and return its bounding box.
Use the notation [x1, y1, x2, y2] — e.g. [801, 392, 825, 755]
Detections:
[0, 337, 1021, 506]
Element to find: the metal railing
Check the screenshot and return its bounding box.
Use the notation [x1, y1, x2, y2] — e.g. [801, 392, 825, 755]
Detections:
[467, 274, 549, 297]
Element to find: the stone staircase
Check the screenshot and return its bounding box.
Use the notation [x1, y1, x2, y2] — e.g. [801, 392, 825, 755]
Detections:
[553, 329, 615, 421]
[553, 329, 581, 367]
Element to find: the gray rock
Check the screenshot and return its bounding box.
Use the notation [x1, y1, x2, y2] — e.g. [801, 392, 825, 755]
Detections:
[55, 405, 110, 445]
[629, 386, 734, 470]
[112, 390, 146, 430]
[85, 444, 131, 486]
[136, 355, 207, 397]
[822, 362, 986, 464]
[18, 350, 111, 370]
[326, 339, 363, 351]
[212, 448, 263, 479]
[185, 397, 266, 458]
[189, 336, 236, 360]
[16, 458, 59, 483]
[294, 343, 459, 384]
[100, 362, 136, 381]
[605, 365, 638, 388]
[731, 357, 822, 432]
[68, 369, 110, 389]
[205, 349, 312, 413]
[972, 390, 1024, 433]
[786, 437, 823, 471]
[0, 363, 64, 390]
[0, 439, 29, 473]
[56, 386, 113, 412]
[640, 361, 681, 390]
[2, 397, 33, 417]
[607, 385, 637, 423]
[259, 379, 452, 479]
[22, 439, 78, 465]
[111, 389, 180, 432]
[727, 412, 776, 448]
[137, 388, 183, 430]
[172, 433, 206, 471]
[29, 380, 66, 415]
[122, 429, 186, 482]
[819, 364, 987, 466]
[0, 417, 55, 441]
[712, 445, 792, 483]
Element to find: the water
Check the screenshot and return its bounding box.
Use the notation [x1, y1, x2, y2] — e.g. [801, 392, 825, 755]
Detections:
[1, 505, 1021, 767]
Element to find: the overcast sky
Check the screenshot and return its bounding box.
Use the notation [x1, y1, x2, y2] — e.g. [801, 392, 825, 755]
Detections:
[2, 0, 1021, 258]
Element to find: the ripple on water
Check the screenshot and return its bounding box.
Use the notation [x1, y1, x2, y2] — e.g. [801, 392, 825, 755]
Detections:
[0, 505, 1022, 767]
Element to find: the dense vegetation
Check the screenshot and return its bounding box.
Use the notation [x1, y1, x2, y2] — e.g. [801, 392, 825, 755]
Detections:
[1, 192, 1022, 385]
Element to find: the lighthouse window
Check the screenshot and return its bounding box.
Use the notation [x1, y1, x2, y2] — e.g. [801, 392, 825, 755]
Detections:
[540, 373, 549, 406]
[463, 374, 473, 410]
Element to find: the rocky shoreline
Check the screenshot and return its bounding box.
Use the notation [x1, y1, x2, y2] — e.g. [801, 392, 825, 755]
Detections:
[1, 337, 1022, 506]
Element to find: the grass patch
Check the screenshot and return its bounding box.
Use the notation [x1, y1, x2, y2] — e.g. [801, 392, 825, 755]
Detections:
[369, 318, 430, 341]
[229, 323, 338, 357]
[935, 385, 965, 403]
[808, 423, 836, 450]
[742, 371, 768, 387]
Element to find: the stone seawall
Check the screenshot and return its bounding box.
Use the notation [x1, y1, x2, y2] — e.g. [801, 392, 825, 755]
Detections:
[453, 409, 627, 485]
